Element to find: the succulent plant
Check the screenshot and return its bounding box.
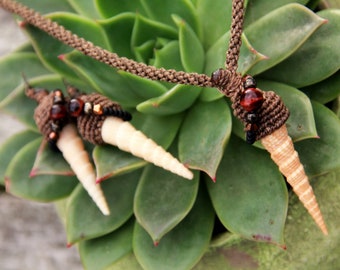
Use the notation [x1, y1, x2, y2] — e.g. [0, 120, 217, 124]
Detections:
[0, 0, 340, 269]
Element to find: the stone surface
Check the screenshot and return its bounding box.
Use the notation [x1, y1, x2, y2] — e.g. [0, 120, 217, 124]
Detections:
[0, 9, 82, 270]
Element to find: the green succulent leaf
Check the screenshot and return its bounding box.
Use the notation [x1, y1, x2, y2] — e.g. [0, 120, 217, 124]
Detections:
[0, 130, 39, 185]
[246, 3, 326, 75]
[106, 253, 143, 270]
[134, 165, 199, 243]
[301, 70, 340, 104]
[244, 0, 309, 26]
[133, 185, 214, 270]
[62, 51, 144, 107]
[206, 134, 288, 246]
[0, 52, 50, 103]
[173, 15, 205, 73]
[94, 113, 182, 181]
[0, 74, 66, 130]
[194, 170, 340, 269]
[152, 40, 184, 70]
[98, 13, 136, 59]
[179, 99, 232, 179]
[67, 0, 102, 19]
[140, 0, 200, 36]
[95, 0, 146, 19]
[30, 140, 73, 176]
[261, 9, 340, 87]
[195, 0, 232, 50]
[5, 138, 78, 201]
[79, 218, 135, 270]
[137, 84, 202, 115]
[296, 101, 340, 176]
[19, 0, 75, 14]
[131, 14, 177, 51]
[66, 170, 141, 244]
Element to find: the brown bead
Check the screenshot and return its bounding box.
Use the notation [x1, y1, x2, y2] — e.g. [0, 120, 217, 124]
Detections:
[69, 98, 84, 117]
[240, 88, 264, 112]
[50, 104, 67, 120]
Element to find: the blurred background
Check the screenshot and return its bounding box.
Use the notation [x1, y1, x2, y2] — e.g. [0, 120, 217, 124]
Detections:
[0, 9, 82, 270]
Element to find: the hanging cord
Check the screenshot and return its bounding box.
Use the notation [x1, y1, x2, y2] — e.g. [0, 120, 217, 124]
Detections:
[0, 0, 212, 87]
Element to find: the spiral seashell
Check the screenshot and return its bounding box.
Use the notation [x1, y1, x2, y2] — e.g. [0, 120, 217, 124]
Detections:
[56, 124, 110, 215]
[100, 117, 193, 180]
[261, 124, 328, 235]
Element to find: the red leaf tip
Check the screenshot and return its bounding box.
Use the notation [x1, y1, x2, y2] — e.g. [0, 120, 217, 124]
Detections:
[58, 54, 66, 61]
[66, 243, 73, 248]
[153, 241, 159, 247]
[29, 168, 37, 178]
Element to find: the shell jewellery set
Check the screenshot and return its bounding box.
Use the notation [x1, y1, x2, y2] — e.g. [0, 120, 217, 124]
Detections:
[0, 0, 328, 235]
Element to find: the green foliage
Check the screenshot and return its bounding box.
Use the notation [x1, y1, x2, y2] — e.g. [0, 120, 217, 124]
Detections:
[0, 0, 340, 269]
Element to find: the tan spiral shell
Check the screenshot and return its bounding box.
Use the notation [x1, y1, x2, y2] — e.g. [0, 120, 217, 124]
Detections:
[57, 124, 110, 215]
[101, 117, 194, 180]
[261, 124, 328, 235]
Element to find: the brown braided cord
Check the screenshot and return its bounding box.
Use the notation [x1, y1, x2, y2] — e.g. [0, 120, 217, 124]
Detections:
[225, 0, 244, 72]
[32, 92, 55, 140]
[76, 93, 123, 145]
[0, 0, 212, 88]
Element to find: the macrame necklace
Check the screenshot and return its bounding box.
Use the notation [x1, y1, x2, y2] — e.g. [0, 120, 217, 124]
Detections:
[0, 0, 328, 235]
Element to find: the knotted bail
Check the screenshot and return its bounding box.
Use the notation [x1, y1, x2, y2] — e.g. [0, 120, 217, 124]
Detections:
[211, 69, 290, 141]
[75, 93, 123, 145]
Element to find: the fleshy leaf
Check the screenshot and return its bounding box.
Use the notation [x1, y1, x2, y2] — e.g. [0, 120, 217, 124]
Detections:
[173, 15, 204, 73]
[0, 130, 39, 185]
[95, 0, 146, 18]
[133, 185, 214, 270]
[131, 14, 177, 50]
[178, 99, 232, 180]
[106, 253, 143, 270]
[0, 52, 50, 103]
[195, 0, 232, 49]
[23, 12, 110, 80]
[296, 102, 340, 176]
[62, 51, 144, 107]
[206, 134, 288, 246]
[301, 70, 340, 104]
[134, 165, 199, 243]
[79, 218, 135, 270]
[194, 170, 340, 269]
[5, 138, 78, 201]
[140, 0, 200, 36]
[137, 84, 202, 115]
[152, 41, 184, 70]
[94, 113, 183, 181]
[98, 13, 136, 59]
[246, 3, 326, 75]
[18, 0, 75, 14]
[67, 0, 102, 19]
[66, 170, 141, 244]
[205, 32, 266, 76]
[261, 9, 340, 87]
[244, 0, 309, 26]
[30, 139, 73, 176]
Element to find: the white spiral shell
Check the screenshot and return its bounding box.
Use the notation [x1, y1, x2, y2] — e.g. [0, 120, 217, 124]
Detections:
[101, 117, 193, 180]
[261, 124, 328, 235]
[57, 124, 110, 215]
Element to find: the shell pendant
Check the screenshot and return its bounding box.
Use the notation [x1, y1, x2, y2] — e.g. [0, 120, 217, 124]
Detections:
[261, 124, 328, 235]
[56, 124, 110, 215]
[100, 117, 193, 180]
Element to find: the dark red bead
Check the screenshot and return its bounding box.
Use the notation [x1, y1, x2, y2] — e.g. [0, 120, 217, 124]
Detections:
[240, 88, 264, 112]
[68, 98, 84, 117]
[50, 104, 67, 120]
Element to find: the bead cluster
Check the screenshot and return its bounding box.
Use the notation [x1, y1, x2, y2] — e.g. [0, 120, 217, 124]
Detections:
[239, 76, 264, 144]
